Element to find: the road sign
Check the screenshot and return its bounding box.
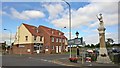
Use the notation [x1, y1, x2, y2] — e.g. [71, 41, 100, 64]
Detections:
[68, 39, 75, 45]
[74, 38, 82, 45]
[68, 37, 83, 45]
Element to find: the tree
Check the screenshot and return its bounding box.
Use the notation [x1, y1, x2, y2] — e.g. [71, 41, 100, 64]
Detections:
[106, 38, 114, 47]
[107, 38, 114, 44]
[91, 44, 95, 48]
[95, 43, 100, 48]
[85, 44, 90, 48]
[2, 41, 6, 50]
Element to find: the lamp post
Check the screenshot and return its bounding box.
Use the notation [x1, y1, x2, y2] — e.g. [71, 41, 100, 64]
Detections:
[4, 29, 12, 54]
[61, 27, 66, 53]
[75, 31, 79, 58]
[3, 29, 12, 46]
[63, 0, 72, 58]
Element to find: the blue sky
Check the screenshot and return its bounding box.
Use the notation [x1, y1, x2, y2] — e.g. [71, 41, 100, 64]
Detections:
[1, 1, 119, 45]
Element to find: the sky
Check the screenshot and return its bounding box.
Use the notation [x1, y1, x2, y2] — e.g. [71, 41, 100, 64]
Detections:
[0, 0, 119, 45]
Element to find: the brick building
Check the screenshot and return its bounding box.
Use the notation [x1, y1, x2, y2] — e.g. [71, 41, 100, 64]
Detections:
[13, 23, 68, 54]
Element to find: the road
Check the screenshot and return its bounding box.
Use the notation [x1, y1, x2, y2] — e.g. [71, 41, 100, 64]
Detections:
[2, 54, 120, 68]
[2, 54, 70, 66]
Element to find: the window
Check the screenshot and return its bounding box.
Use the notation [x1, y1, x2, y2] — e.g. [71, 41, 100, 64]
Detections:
[63, 39, 65, 42]
[52, 46, 54, 50]
[61, 39, 63, 43]
[34, 36, 37, 41]
[59, 38, 61, 42]
[52, 31, 54, 34]
[25, 36, 28, 41]
[59, 32, 61, 35]
[62, 39, 65, 42]
[56, 38, 58, 42]
[36, 29, 38, 33]
[52, 37, 54, 42]
[40, 36, 43, 41]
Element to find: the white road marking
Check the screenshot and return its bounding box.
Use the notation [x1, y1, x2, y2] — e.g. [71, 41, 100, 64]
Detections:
[28, 57, 75, 66]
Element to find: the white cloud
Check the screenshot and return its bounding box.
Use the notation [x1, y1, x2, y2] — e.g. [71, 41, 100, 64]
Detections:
[1, 32, 15, 45]
[105, 32, 118, 44]
[10, 8, 45, 20]
[43, 3, 64, 20]
[84, 32, 118, 44]
[43, 2, 118, 44]
[84, 34, 99, 44]
[0, 10, 7, 15]
[88, 0, 119, 2]
[45, 2, 118, 29]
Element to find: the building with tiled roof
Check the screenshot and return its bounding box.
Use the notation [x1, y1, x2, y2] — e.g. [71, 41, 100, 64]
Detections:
[13, 23, 68, 54]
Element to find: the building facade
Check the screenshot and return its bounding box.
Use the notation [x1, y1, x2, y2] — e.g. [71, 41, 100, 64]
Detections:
[13, 23, 68, 54]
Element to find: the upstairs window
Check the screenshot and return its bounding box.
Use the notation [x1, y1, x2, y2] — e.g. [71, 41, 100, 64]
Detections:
[36, 29, 39, 33]
[34, 36, 37, 41]
[63, 39, 65, 42]
[52, 37, 54, 42]
[40, 36, 43, 41]
[25, 36, 28, 41]
[59, 38, 61, 42]
[59, 32, 61, 35]
[52, 31, 54, 34]
[56, 38, 58, 42]
[62, 39, 65, 42]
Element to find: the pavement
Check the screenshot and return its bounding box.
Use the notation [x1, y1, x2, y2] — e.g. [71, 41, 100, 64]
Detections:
[54, 57, 120, 68]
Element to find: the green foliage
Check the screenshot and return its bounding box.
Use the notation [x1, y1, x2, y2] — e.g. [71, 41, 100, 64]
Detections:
[95, 43, 100, 48]
[85, 44, 90, 48]
[91, 44, 95, 48]
[2, 41, 6, 50]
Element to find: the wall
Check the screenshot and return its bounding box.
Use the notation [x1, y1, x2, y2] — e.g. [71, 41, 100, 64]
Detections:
[12, 44, 34, 54]
[14, 24, 32, 44]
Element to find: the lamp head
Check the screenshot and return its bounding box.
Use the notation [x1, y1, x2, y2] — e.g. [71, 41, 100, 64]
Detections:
[75, 31, 79, 37]
[4, 29, 7, 30]
[64, 27, 66, 28]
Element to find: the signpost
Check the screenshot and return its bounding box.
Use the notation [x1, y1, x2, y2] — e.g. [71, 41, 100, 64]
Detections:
[68, 37, 83, 57]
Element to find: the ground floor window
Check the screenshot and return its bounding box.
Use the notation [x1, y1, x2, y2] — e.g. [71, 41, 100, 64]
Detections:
[34, 43, 43, 53]
[52, 46, 54, 50]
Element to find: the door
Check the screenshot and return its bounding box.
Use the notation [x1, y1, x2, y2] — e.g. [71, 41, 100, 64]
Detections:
[59, 46, 61, 53]
[56, 46, 58, 53]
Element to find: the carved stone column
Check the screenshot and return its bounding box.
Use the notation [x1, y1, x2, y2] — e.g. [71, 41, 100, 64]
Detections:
[97, 27, 111, 63]
[96, 14, 111, 63]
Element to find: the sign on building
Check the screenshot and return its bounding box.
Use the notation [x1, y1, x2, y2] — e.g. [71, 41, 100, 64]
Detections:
[19, 45, 25, 48]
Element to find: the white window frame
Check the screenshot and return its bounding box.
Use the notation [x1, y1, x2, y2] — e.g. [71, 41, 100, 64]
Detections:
[34, 36, 37, 41]
[40, 36, 43, 41]
[52, 31, 54, 34]
[52, 37, 54, 42]
[52, 46, 54, 50]
[59, 32, 61, 35]
[59, 38, 61, 42]
[63, 39, 64, 42]
[25, 36, 28, 41]
[56, 38, 58, 42]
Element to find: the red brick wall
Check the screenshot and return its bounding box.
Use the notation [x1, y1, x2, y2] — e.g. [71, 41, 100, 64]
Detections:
[12, 44, 34, 54]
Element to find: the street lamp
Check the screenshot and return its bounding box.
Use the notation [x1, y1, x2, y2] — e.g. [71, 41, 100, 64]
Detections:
[4, 28, 12, 54]
[75, 31, 79, 38]
[63, 0, 72, 58]
[61, 27, 66, 53]
[75, 31, 79, 58]
[3, 29, 12, 46]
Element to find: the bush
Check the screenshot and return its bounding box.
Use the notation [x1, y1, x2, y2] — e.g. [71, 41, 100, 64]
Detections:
[69, 57, 78, 63]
